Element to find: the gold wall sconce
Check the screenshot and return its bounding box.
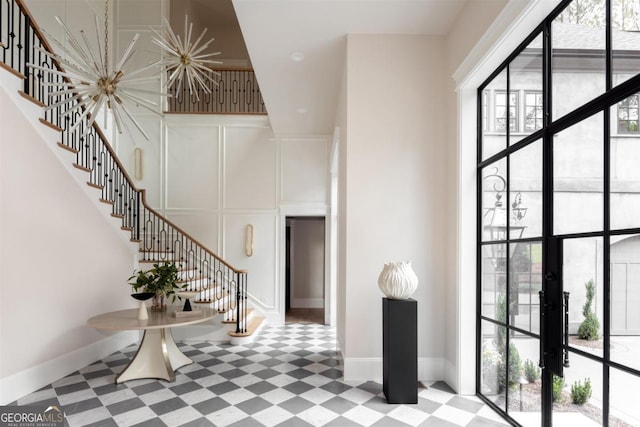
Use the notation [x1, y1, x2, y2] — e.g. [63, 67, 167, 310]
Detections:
[245, 224, 254, 257]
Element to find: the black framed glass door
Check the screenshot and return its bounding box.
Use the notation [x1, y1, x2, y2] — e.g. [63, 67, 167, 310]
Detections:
[477, 1, 640, 426]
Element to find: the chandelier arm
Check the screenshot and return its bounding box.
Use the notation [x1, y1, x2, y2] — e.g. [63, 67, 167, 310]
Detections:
[119, 103, 152, 141]
[124, 60, 163, 79]
[93, 15, 106, 73]
[160, 17, 182, 49]
[36, 35, 94, 76]
[187, 28, 210, 55]
[191, 52, 222, 61]
[184, 14, 192, 50]
[185, 69, 196, 97]
[108, 95, 127, 134]
[68, 95, 103, 134]
[27, 62, 95, 84]
[38, 42, 97, 78]
[44, 92, 87, 111]
[165, 67, 184, 88]
[115, 34, 140, 72]
[54, 18, 96, 69]
[151, 37, 179, 54]
[82, 96, 106, 140]
[117, 91, 161, 113]
[119, 87, 171, 97]
[79, 30, 104, 76]
[189, 70, 212, 93]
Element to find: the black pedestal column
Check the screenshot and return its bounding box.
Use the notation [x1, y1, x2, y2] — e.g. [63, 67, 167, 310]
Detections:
[382, 297, 417, 403]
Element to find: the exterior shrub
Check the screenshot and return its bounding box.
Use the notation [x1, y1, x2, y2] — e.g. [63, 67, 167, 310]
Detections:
[578, 313, 600, 341]
[578, 279, 600, 341]
[571, 378, 592, 405]
[524, 359, 541, 382]
[552, 375, 565, 403]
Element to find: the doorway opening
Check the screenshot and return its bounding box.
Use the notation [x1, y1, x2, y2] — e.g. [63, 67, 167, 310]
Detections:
[285, 216, 326, 324]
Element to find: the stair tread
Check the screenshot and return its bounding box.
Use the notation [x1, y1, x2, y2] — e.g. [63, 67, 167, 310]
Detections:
[222, 308, 254, 324]
[228, 316, 265, 337]
[19, 91, 46, 108]
[38, 118, 63, 132]
[58, 142, 79, 154]
[0, 62, 25, 79]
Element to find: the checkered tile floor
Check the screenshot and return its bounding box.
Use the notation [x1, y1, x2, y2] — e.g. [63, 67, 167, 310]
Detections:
[13, 324, 509, 426]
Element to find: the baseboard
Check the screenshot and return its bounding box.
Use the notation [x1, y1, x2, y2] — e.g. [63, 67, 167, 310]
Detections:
[444, 359, 459, 393]
[0, 331, 137, 405]
[343, 357, 445, 383]
[291, 298, 323, 309]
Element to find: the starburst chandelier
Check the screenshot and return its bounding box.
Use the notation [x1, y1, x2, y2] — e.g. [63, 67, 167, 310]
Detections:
[150, 11, 222, 100]
[28, 0, 164, 140]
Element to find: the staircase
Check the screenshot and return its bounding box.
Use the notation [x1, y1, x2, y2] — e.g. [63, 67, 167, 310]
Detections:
[0, 0, 264, 344]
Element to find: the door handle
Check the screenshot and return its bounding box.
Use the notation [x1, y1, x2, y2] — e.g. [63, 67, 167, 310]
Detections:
[563, 291, 570, 367]
[539, 290, 545, 369]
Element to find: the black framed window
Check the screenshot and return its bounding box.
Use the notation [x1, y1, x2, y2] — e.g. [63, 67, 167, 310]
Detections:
[617, 94, 640, 133]
[477, 1, 640, 426]
[525, 91, 543, 132]
[495, 91, 518, 133]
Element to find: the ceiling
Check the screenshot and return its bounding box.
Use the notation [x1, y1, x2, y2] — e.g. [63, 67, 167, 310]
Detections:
[228, 0, 469, 136]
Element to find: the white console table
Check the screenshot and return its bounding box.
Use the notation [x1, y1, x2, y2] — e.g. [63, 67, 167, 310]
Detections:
[88, 307, 217, 383]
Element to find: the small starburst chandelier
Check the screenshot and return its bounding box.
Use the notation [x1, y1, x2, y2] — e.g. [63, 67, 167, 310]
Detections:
[28, 0, 163, 140]
[150, 10, 222, 100]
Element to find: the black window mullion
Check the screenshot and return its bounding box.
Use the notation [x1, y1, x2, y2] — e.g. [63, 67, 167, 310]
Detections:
[603, 2, 612, 422]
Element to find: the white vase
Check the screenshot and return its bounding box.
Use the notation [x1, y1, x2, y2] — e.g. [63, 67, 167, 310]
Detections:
[378, 261, 418, 300]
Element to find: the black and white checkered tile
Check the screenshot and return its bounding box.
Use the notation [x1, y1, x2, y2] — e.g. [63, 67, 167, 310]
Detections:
[13, 324, 508, 426]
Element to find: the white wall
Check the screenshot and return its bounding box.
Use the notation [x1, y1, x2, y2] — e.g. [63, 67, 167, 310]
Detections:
[289, 218, 325, 309]
[340, 34, 448, 381]
[0, 72, 137, 404]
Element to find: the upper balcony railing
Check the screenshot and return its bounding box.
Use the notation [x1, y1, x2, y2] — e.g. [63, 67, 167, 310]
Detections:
[166, 68, 266, 114]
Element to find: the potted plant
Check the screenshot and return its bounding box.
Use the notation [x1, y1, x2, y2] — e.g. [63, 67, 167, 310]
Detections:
[128, 262, 184, 311]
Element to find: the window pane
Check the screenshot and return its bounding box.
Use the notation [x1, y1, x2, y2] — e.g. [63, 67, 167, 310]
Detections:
[565, 237, 603, 359]
[510, 241, 542, 334]
[552, 0, 606, 120]
[553, 113, 604, 235]
[510, 33, 543, 145]
[610, 368, 640, 426]
[510, 140, 542, 239]
[482, 159, 508, 242]
[482, 70, 507, 160]
[480, 320, 507, 411]
[612, 0, 640, 88]
[611, 96, 640, 230]
[610, 235, 640, 371]
[482, 244, 507, 321]
[553, 352, 603, 425]
[508, 335, 542, 425]
[496, 91, 518, 134]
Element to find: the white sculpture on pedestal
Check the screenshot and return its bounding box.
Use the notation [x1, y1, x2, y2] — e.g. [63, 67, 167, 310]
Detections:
[378, 261, 418, 300]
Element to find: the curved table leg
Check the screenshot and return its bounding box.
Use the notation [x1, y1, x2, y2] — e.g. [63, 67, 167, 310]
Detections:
[116, 328, 193, 383]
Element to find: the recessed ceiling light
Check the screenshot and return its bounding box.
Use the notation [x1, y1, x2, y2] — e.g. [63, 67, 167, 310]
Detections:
[290, 51, 305, 62]
[296, 107, 307, 114]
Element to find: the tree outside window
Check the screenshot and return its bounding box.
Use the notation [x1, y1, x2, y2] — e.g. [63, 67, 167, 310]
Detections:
[495, 91, 518, 133]
[618, 94, 640, 133]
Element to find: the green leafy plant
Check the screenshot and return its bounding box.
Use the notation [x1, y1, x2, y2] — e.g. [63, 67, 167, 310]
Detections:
[128, 262, 183, 298]
[497, 342, 523, 391]
[552, 375, 565, 403]
[578, 279, 600, 341]
[571, 378, 592, 405]
[524, 359, 541, 382]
